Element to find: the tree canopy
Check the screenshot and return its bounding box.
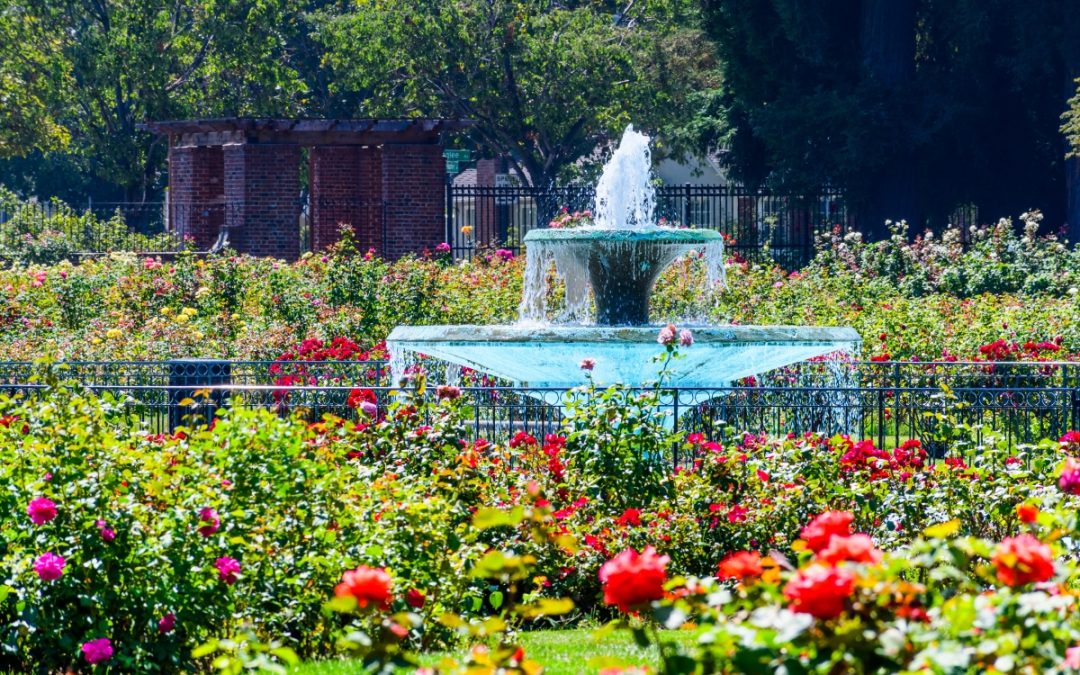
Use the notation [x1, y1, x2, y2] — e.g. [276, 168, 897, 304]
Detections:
[0, 0, 320, 200]
[0, 0, 716, 198]
[2, 0, 1080, 234]
[698, 0, 1080, 235]
[318, 0, 716, 186]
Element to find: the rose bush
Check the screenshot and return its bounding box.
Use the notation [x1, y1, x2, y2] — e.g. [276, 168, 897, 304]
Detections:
[612, 504, 1080, 673]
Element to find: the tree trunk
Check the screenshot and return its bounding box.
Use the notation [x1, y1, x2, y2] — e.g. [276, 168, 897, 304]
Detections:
[1063, 3, 1080, 243]
[858, 0, 918, 240]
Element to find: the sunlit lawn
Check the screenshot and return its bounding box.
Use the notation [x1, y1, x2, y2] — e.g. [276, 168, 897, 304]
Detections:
[292, 627, 700, 674]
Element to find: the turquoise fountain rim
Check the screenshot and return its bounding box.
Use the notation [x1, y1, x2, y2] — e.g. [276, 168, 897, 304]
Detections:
[388, 325, 861, 344]
[524, 226, 724, 243]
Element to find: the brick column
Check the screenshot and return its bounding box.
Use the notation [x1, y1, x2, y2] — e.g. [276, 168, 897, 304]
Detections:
[473, 158, 505, 245]
[223, 144, 301, 260]
[167, 145, 224, 250]
[380, 143, 445, 259]
[309, 145, 383, 252]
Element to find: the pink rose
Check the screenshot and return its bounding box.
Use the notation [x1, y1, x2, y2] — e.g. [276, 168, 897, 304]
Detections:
[34, 552, 65, 581]
[657, 324, 677, 346]
[198, 508, 221, 537]
[27, 497, 57, 525]
[82, 638, 113, 665]
[95, 520, 116, 542]
[215, 556, 241, 585]
[158, 612, 176, 634]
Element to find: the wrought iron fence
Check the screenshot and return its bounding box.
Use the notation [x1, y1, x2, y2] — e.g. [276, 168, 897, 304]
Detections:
[0, 200, 319, 258]
[446, 184, 849, 268]
[0, 201, 185, 256]
[2, 360, 1079, 463]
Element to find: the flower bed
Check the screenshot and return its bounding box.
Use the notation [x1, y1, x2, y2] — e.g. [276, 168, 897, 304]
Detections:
[0, 215, 1078, 362]
[2, 353, 1080, 671]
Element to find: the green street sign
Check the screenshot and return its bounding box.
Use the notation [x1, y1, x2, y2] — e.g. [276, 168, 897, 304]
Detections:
[446, 159, 461, 174]
[443, 149, 471, 162]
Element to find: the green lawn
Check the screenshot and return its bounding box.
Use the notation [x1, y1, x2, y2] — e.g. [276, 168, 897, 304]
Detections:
[292, 627, 700, 674]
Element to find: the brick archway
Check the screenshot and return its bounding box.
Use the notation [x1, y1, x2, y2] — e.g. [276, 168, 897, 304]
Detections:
[142, 118, 473, 260]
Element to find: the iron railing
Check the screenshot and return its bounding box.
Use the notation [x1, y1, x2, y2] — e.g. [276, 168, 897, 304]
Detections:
[0, 201, 185, 256]
[0, 200, 320, 257]
[2, 360, 1079, 463]
[446, 184, 849, 267]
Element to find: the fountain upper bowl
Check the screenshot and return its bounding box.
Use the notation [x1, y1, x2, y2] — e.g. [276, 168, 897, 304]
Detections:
[524, 225, 724, 243]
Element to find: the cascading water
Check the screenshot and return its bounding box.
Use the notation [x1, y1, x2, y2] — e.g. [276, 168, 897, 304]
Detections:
[517, 125, 725, 325]
[593, 125, 656, 229]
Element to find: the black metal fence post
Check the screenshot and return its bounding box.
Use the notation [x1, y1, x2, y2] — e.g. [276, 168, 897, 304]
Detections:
[167, 359, 232, 431]
[445, 179, 454, 247]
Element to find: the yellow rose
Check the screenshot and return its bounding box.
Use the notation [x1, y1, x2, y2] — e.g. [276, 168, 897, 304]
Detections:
[106, 328, 122, 339]
[461, 225, 474, 237]
[174, 314, 190, 324]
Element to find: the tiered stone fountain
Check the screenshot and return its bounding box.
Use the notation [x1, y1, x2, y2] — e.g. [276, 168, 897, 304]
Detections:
[388, 126, 859, 389]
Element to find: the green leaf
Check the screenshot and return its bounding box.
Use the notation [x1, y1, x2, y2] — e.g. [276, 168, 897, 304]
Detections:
[322, 595, 357, 615]
[269, 647, 299, 666]
[191, 640, 219, 659]
[489, 590, 504, 610]
[518, 598, 575, 618]
[924, 519, 961, 539]
[472, 507, 525, 530]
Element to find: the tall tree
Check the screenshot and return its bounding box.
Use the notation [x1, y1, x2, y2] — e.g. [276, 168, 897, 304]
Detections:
[0, 0, 319, 201]
[318, 0, 717, 186]
[0, 5, 70, 158]
[699, 0, 1074, 236]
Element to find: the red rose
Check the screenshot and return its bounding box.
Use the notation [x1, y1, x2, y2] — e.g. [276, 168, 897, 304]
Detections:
[615, 508, 642, 527]
[1015, 504, 1039, 524]
[992, 535, 1055, 587]
[346, 388, 377, 409]
[783, 563, 856, 619]
[335, 566, 394, 609]
[816, 534, 882, 565]
[800, 511, 854, 553]
[717, 551, 764, 582]
[599, 546, 670, 612]
[406, 588, 426, 609]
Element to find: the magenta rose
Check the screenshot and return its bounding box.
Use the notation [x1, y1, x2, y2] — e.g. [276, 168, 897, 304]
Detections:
[198, 508, 221, 537]
[215, 556, 241, 585]
[27, 497, 57, 525]
[81, 638, 113, 665]
[34, 552, 65, 581]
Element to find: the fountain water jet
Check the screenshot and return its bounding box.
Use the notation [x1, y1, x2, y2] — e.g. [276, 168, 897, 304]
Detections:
[388, 125, 859, 391]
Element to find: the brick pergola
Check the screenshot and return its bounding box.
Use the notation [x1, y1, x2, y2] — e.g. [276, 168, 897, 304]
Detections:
[142, 118, 473, 260]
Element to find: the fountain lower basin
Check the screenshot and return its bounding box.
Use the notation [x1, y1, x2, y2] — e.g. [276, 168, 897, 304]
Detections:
[387, 325, 861, 388]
